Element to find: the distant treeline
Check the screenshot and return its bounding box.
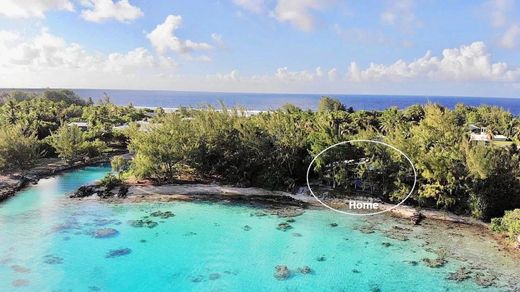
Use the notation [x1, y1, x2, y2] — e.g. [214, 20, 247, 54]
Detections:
[1, 91, 519, 221]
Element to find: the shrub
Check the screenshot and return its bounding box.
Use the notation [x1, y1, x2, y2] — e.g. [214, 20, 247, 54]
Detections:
[99, 174, 122, 191]
[49, 125, 107, 164]
[111, 155, 128, 178]
[490, 217, 505, 232]
[0, 124, 40, 172]
[82, 139, 107, 158]
[490, 209, 520, 241]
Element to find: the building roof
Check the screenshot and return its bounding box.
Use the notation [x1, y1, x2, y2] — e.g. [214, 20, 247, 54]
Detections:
[68, 122, 88, 128]
[470, 133, 491, 141]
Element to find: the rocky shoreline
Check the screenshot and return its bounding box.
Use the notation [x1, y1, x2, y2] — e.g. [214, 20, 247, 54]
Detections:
[72, 182, 485, 226]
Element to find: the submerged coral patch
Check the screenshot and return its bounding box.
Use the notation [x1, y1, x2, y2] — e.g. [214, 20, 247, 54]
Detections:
[12, 279, 29, 287]
[43, 255, 64, 265]
[266, 207, 304, 218]
[105, 248, 132, 258]
[190, 275, 204, 283]
[128, 219, 158, 228]
[474, 272, 497, 288]
[274, 265, 290, 280]
[422, 257, 447, 268]
[11, 265, 31, 273]
[446, 267, 471, 282]
[150, 211, 175, 219]
[297, 266, 312, 274]
[276, 222, 293, 231]
[209, 273, 220, 280]
[316, 256, 326, 262]
[93, 228, 119, 238]
[92, 218, 121, 226]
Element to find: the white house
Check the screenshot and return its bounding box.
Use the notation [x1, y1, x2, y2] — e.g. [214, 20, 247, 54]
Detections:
[67, 122, 89, 131]
[469, 124, 510, 143]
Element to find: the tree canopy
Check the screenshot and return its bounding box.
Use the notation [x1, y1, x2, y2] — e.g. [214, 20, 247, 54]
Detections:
[1, 92, 519, 221]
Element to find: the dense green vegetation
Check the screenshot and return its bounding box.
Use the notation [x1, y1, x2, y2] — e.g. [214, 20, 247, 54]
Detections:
[48, 125, 107, 164]
[1, 91, 519, 221]
[127, 98, 520, 221]
[0, 89, 148, 170]
[0, 124, 40, 171]
[491, 209, 520, 242]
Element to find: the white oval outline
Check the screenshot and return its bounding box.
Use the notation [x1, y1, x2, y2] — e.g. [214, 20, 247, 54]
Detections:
[306, 139, 417, 216]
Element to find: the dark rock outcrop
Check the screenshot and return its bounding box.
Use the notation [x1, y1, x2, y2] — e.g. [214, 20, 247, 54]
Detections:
[71, 185, 96, 198]
[117, 185, 129, 198]
[410, 211, 424, 225]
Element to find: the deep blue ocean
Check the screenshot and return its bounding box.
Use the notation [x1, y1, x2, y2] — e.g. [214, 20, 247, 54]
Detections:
[70, 89, 520, 115]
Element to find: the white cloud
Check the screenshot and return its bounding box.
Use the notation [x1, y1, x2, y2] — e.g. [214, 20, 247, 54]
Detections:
[483, 0, 515, 28]
[2, 28, 519, 97]
[0, 28, 175, 74]
[275, 66, 333, 82]
[276, 67, 315, 81]
[0, 0, 73, 18]
[80, 0, 143, 23]
[273, 0, 332, 31]
[0, 28, 95, 69]
[327, 68, 337, 80]
[315, 66, 323, 77]
[211, 33, 226, 48]
[105, 48, 172, 72]
[234, 0, 336, 32]
[210, 69, 240, 81]
[0, 28, 181, 89]
[147, 15, 212, 56]
[500, 24, 520, 48]
[481, 0, 520, 49]
[346, 41, 520, 82]
[380, 0, 420, 33]
[232, 0, 266, 13]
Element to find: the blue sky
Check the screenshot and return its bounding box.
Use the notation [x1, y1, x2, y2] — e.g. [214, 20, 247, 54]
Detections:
[0, 0, 520, 97]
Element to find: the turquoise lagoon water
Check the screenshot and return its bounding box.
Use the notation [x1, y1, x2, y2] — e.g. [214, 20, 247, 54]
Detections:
[0, 166, 518, 291]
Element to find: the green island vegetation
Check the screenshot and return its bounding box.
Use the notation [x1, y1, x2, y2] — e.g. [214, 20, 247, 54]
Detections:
[0, 91, 519, 242]
[0, 89, 148, 170]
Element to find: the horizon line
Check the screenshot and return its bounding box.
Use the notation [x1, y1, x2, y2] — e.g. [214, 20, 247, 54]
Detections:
[1, 87, 520, 100]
